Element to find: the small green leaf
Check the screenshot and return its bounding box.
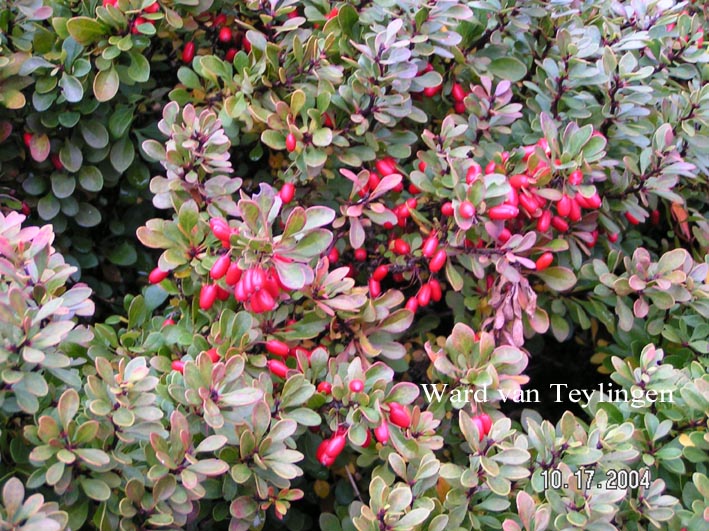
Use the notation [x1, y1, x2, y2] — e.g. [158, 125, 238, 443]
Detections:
[489, 57, 527, 82]
[80, 120, 109, 149]
[78, 166, 104, 192]
[80, 478, 111, 501]
[110, 135, 135, 173]
[94, 67, 119, 102]
[66, 17, 107, 45]
[535, 266, 577, 292]
[59, 73, 83, 103]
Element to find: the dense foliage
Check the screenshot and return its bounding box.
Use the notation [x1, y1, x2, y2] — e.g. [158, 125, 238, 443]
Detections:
[1, 0, 708, 530]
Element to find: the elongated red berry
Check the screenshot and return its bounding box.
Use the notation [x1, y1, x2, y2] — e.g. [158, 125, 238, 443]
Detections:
[372, 264, 389, 281]
[535, 252, 554, 271]
[210, 218, 231, 240]
[429, 248, 447, 273]
[266, 340, 290, 357]
[279, 182, 295, 203]
[171, 360, 185, 373]
[393, 238, 410, 255]
[551, 216, 569, 232]
[608, 232, 619, 243]
[267, 359, 288, 378]
[375, 157, 397, 176]
[374, 421, 389, 444]
[466, 162, 482, 183]
[368, 278, 382, 298]
[536, 210, 552, 232]
[471, 416, 485, 441]
[478, 413, 492, 434]
[199, 284, 218, 310]
[509, 174, 529, 189]
[143, 2, 160, 13]
[317, 382, 332, 395]
[451, 82, 466, 102]
[429, 278, 442, 302]
[162, 318, 175, 327]
[488, 204, 519, 220]
[422, 235, 439, 258]
[417, 284, 431, 307]
[388, 403, 411, 429]
[405, 297, 419, 314]
[149, 267, 169, 284]
[285, 133, 297, 152]
[556, 194, 571, 217]
[568, 196, 582, 222]
[210, 254, 231, 280]
[225, 262, 242, 285]
[181, 42, 195, 63]
[625, 212, 640, 225]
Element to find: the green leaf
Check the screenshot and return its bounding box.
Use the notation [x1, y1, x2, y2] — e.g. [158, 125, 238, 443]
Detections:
[37, 194, 60, 220]
[80, 120, 109, 148]
[51, 174, 75, 198]
[57, 388, 80, 430]
[312, 128, 332, 147]
[535, 267, 577, 291]
[81, 478, 111, 501]
[261, 130, 285, 150]
[127, 51, 150, 83]
[107, 241, 137, 266]
[93, 67, 119, 102]
[66, 17, 107, 46]
[59, 73, 83, 103]
[75, 202, 101, 227]
[110, 135, 135, 173]
[59, 141, 83, 172]
[78, 166, 104, 192]
[489, 57, 527, 82]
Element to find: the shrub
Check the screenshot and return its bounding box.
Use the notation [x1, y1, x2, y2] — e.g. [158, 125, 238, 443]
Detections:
[0, 0, 708, 530]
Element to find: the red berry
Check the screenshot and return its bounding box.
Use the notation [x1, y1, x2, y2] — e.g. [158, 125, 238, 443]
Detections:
[429, 279, 442, 302]
[143, 2, 160, 13]
[218, 26, 233, 43]
[50, 153, 63, 171]
[536, 210, 552, 232]
[225, 263, 242, 286]
[429, 248, 447, 273]
[557, 194, 571, 217]
[375, 157, 398, 176]
[23, 132, 33, 147]
[522, 145, 536, 161]
[423, 84, 443, 97]
[536, 137, 551, 154]
[285, 133, 297, 152]
[148, 267, 169, 284]
[242, 35, 251, 53]
[162, 318, 175, 327]
[215, 286, 230, 301]
[625, 212, 640, 225]
[422, 234, 439, 258]
[418, 160, 426, 172]
[498, 228, 512, 243]
[459, 201, 476, 219]
[509, 174, 529, 189]
[171, 360, 185, 373]
[199, 284, 218, 310]
[362, 430, 372, 448]
[568, 196, 582, 222]
[372, 264, 389, 281]
[354, 248, 367, 261]
[266, 340, 290, 357]
[518, 193, 539, 216]
[535, 252, 554, 271]
[327, 247, 340, 263]
[451, 82, 466, 102]
[488, 205, 519, 220]
[568, 169, 583, 185]
[210, 218, 231, 241]
[472, 416, 486, 441]
[317, 382, 332, 395]
[651, 209, 660, 225]
[405, 296, 419, 313]
[349, 379, 364, 393]
[551, 216, 569, 232]
[225, 48, 237, 61]
[254, 288, 276, 313]
[213, 14, 227, 27]
[417, 284, 432, 307]
[132, 16, 149, 34]
[368, 278, 382, 298]
[205, 348, 220, 363]
[279, 182, 295, 203]
[478, 413, 492, 434]
[326, 7, 339, 19]
[182, 41, 195, 63]
[454, 101, 466, 113]
[374, 421, 389, 444]
[210, 254, 231, 280]
[485, 160, 497, 174]
[267, 359, 288, 378]
[388, 403, 411, 429]
[103, 0, 118, 6]
[441, 202, 454, 217]
[608, 232, 619, 243]
[323, 113, 334, 128]
[585, 192, 602, 210]
[393, 238, 410, 255]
